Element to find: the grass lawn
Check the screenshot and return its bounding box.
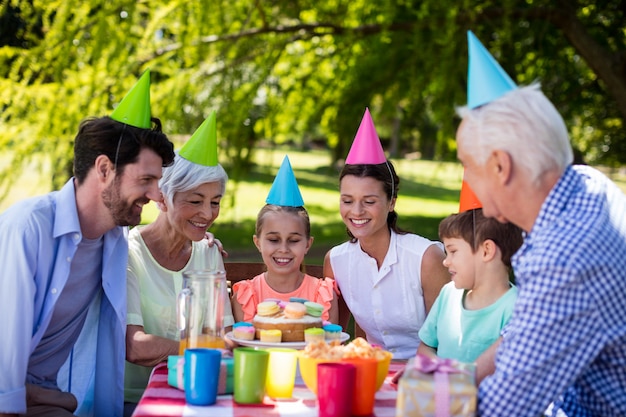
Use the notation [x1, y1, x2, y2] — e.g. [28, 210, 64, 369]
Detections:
[2, 148, 625, 265]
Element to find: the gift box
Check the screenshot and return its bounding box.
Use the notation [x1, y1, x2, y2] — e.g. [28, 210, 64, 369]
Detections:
[167, 354, 234, 394]
[396, 354, 476, 417]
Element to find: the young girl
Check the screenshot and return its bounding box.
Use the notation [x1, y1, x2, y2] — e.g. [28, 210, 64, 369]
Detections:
[232, 156, 338, 323]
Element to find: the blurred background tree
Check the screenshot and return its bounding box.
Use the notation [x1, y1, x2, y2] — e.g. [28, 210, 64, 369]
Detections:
[0, 0, 625, 199]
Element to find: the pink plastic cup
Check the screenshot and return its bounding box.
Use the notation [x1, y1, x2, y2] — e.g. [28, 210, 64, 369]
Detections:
[316, 362, 356, 417]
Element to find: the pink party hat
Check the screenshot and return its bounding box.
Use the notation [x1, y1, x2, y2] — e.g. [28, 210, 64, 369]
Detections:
[345, 108, 387, 164]
[467, 31, 517, 109]
[266, 155, 305, 207]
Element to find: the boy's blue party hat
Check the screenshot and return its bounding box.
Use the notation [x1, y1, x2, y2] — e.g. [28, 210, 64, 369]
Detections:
[266, 155, 305, 207]
[467, 31, 517, 109]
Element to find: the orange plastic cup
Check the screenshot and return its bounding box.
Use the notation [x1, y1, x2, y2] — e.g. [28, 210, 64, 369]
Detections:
[343, 357, 378, 416]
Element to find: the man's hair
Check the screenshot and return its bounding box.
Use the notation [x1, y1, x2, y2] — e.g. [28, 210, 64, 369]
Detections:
[73, 116, 175, 183]
[438, 208, 523, 269]
[456, 84, 573, 185]
[159, 154, 228, 208]
[339, 161, 408, 242]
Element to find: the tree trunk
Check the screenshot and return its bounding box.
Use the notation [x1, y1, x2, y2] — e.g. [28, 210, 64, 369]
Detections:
[550, 1, 626, 122]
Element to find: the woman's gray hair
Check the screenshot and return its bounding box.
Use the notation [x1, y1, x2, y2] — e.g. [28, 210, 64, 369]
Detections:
[456, 84, 573, 185]
[159, 152, 228, 207]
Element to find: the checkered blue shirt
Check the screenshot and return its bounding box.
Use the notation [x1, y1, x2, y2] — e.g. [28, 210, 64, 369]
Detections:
[478, 165, 626, 417]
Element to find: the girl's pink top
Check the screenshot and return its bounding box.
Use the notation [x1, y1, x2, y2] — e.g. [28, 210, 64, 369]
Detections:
[233, 273, 336, 322]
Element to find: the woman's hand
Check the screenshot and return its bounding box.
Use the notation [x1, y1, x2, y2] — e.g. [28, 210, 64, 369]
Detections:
[205, 232, 228, 258]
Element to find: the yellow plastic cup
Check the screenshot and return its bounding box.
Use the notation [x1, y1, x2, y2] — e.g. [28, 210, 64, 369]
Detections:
[264, 347, 298, 398]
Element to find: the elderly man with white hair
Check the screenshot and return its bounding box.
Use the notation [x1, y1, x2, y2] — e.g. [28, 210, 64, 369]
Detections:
[459, 32, 626, 417]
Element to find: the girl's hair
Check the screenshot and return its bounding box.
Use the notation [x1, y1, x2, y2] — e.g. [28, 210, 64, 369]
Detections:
[255, 204, 311, 238]
[438, 208, 523, 269]
[339, 161, 408, 242]
[159, 152, 228, 208]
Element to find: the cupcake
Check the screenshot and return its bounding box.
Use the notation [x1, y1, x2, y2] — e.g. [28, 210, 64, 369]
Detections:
[323, 324, 342, 341]
[259, 329, 282, 343]
[304, 327, 325, 344]
[233, 322, 255, 341]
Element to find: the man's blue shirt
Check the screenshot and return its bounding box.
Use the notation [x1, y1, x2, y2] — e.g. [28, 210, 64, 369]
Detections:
[0, 179, 127, 416]
[479, 165, 626, 417]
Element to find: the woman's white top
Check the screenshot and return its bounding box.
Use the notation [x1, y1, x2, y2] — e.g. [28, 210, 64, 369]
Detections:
[329, 230, 442, 359]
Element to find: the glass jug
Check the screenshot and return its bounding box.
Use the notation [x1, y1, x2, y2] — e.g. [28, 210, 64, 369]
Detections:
[177, 269, 227, 354]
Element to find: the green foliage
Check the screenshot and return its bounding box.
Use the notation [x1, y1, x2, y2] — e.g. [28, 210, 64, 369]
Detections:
[0, 0, 625, 200]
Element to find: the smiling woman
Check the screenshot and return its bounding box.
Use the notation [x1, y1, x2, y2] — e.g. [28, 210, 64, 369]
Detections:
[123, 114, 236, 415]
[323, 110, 450, 360]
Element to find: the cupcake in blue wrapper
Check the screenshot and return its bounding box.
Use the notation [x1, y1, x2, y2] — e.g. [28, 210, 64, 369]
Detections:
[323, 323, 342, 341]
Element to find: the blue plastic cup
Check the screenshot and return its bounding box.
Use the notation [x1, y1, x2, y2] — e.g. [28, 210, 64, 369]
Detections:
[184, 348, 222, 405]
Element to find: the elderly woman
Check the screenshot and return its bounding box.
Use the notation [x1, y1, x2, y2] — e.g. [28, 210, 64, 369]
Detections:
[123, 113, 234, 414]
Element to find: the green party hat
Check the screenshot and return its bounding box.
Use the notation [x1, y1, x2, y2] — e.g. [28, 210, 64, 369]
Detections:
[266, 155, 304, 207]
[110, 70, 152, 128]
[179, 111, 218, 166]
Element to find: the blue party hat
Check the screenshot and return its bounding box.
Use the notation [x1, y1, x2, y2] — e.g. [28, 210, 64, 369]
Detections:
[266, 155, 305, 207]
[467, 31, 517, 109]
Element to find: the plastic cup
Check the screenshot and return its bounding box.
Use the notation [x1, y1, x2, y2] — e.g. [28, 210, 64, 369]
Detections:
[184, 348, 222, 405]
[265, 348, 298, 399]
[343, 357, 378, 416]
[233, 347, 269, 404]
[317, 363, 356, 417]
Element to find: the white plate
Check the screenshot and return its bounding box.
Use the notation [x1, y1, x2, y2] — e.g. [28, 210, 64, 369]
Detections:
[226, 331, 350, 349]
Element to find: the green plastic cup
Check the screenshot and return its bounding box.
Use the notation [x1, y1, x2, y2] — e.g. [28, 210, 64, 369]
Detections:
[233, 347, 270, 403]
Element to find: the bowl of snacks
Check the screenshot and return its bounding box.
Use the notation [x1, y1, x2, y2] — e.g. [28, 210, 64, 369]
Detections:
[298, 337, 392, 394]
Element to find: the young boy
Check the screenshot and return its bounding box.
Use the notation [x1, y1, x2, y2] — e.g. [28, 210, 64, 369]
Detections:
[417, 208, 523, 363]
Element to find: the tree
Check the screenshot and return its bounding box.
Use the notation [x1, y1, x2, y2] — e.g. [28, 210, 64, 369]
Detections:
[0, 0, 624, 199]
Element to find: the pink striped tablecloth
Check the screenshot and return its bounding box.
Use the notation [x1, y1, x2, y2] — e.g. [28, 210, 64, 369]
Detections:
[132, 361, 404, 417]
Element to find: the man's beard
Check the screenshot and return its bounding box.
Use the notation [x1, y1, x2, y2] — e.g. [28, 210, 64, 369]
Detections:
[102, 177, 147, 227]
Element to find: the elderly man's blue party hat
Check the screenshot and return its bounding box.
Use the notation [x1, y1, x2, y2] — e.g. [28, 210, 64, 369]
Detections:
[179, 111, 218, 166]
[110, 69, 152, 128]
[266, 155, 305, 207]
[467, 31, 517, 109]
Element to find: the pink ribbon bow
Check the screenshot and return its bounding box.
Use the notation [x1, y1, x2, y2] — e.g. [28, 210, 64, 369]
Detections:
[413, 354, 465, 417]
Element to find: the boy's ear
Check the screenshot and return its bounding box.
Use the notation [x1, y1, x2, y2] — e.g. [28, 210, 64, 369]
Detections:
[481, 239, 498, 262]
